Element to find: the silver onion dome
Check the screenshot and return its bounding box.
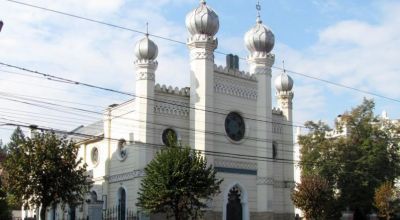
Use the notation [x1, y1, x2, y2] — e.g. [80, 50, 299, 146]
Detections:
[185, 0, 219, 36]
[134, 35, 158, 60]
[245, 17, 275, 53]
[275, 72, 294, 92]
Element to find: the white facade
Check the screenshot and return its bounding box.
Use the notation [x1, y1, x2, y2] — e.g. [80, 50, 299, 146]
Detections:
[32, 1, 296, 219]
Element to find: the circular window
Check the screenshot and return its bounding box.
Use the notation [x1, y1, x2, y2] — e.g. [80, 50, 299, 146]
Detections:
[91, 147, 99, 165]
[162, 128, 177, 147]
[225, 112, 245, 142]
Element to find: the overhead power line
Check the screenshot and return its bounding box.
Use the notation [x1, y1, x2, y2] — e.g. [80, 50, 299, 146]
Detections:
[2, 122, 298, 165]
[4, 0, 400, 103]
[0, 62, 307, 130]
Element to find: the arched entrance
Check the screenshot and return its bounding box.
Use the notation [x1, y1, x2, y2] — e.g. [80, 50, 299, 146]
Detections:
[223, 182, 249, 220]
[118, 188, 126, 220]
[227, 186, 243, 220]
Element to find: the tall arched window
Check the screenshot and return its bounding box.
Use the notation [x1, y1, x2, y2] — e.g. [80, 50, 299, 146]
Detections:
[272, 141, 278, 159]
[223, 182, 249, 220]
[118, 188, 126, 220]
[227, 186, 242, 220]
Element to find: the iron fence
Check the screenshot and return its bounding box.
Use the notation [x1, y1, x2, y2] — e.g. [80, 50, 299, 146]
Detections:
[102, 206, 137, 220]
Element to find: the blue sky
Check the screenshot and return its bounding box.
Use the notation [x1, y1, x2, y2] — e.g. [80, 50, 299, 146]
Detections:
[0, 0, 399, 143]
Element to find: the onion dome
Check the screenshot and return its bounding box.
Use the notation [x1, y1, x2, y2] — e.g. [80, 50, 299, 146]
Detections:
[134, 35, 158, 60]
[185, 0, 219, 36]
[275, 71, 293, 92]
[244, 16, 275, 53]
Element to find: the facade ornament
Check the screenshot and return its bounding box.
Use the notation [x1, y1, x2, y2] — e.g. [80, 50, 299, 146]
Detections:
[214, 77, 258, 100]
[256, 177, 274, 185]
[136, 72, 155, 81]
[108, 170, 145, 183]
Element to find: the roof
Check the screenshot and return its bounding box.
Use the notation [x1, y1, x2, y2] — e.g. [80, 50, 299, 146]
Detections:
[69, 120, 104, 143]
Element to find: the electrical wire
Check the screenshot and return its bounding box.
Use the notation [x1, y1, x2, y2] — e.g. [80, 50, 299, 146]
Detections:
[3, 0, 400, 103]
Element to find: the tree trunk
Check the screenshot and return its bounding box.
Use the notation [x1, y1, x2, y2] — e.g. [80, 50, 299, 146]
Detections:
[40, 204, 47, 220]
[40, 206, 46, 220]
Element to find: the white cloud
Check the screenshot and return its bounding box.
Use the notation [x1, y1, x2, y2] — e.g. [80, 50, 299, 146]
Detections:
[275, 1, 400, 126]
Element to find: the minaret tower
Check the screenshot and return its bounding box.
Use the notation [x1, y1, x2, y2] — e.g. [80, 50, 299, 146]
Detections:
[275, 64, 295, 215]
[185, 0, 219, 156]
[244, 1, 275, 215]
[133, 32, 158, 167]
[275, 64, 294, 122]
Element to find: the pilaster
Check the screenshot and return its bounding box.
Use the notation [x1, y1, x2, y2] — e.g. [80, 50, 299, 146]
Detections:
[134, 59, 157, 168]
[249, 52, 275, 212]
[188, 34, 217, 162]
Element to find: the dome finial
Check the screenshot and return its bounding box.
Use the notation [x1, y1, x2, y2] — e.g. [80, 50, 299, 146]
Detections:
[146, 22, 149, 37]
[282, 60, 286, 73]
[256, 0, 262, 23]
[185, 0, 219, 36]
[275, 60, 294, 92]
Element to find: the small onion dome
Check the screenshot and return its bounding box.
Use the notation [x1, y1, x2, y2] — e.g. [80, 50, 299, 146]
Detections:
[244, 17, 275, 53]
[275, 72, 294, 92]
[134, 35, 158, 60]
[185, 0, 219, 36]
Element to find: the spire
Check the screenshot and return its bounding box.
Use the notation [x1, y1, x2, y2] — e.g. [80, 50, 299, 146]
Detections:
[145, 22, 149, 37]
[282, 60, 286, 74]
[256, 0, 262, 23]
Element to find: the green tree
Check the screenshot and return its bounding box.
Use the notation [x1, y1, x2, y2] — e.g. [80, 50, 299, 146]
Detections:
[3, 128, 92, 220]
[298, 99, 400, 218]
[0, 177, 12, 220]
[137, 144, 222, 220]
[292, 175, 337, 220]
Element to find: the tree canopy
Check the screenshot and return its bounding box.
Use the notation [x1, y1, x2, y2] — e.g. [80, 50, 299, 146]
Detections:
[137, 143, 222, 220]
[292, 175, 338, 220]
[3, 127, 92, 219]
[297, 99, 400, 218]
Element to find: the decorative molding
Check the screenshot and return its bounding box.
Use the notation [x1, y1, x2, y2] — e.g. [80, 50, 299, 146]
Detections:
[272, 123, 283, 134]
[215, 159, 257, 170]
[190, 51, 214, 62]
[247, 52, 275, 67]
[272, 107, 283, 115]
[214, 65, 257, 81]
[136, 72, 155, 81]
[108, 170, 145, 183]
[134, 59, 158, 67]
[274, 180, 296, 189]
[276, 91, 294, 109]
[256, 177, 274, 185]
[214, 76, 258, 100]
[154, 84, 190, 97]
[154, 99, 190, 119]
[215, 167, 257, 175]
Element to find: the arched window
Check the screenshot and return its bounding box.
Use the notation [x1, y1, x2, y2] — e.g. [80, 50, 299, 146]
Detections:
[117, 188, 126, 220]
[90, 191, 97, 202]
[272, 141, 278, 159]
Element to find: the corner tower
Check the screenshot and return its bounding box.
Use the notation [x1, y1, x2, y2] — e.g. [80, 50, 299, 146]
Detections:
[244, 3, 275, 216]
[134, 34, 158, 166]
[275, 67, 294, 122]
[185, 0, 219, 155]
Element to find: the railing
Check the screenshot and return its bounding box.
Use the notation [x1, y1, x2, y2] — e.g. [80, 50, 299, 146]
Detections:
[102, 206, 137, 220]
